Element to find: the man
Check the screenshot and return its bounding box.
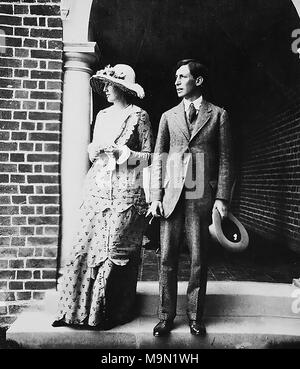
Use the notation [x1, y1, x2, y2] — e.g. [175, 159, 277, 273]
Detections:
[148, 59, 232, 337]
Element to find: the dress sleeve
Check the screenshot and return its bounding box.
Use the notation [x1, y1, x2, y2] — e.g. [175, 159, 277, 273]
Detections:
[128, 110, 154, 163]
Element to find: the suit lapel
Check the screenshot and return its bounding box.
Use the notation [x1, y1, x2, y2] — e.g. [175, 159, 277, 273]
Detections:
[190, 99, 212, 141]
[172, 101, 190, 142]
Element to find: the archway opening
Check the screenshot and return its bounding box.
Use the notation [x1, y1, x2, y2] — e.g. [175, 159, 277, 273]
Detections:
[87, 0, 300, 283]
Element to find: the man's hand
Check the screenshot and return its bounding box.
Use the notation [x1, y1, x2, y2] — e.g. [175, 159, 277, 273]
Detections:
[112, 147, 122, 161]
[213, 199, 228, 219]
[146, 201, 164, 218]
[112, 145, 130, 164]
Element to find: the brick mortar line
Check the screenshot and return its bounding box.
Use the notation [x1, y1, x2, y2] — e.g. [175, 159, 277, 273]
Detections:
[0, 100, 63, 103]
[1, 274, 56, 276]
[7, 90, 63, 93]
[0, 266, 56, 268]
[2, 93, 63, 97]
[0, 37, 63, 43]
[3, 1, 61, 2]
[0, 162, 58, 163]
[1, 131, 62, 134]
[0, 146, 60, 147]
[0, 266, 57, 268]
[2, 105, 62, 108]
[0, 14, 62, 19]
[239, 212, 300, 223]
[238, 202, 300, 209]
[239, 221, 300, 233]
[0, 110, 62, 113]
[0, 71, 63, 74]
[14, 87, 63, 89]
[0, 269, 58, 272]
[1, 82, 63, 84]
[0, 111, 62, 115]
[5, 161, 60, 163]
[0, 79, 63, 82]
[0, 70, 63, 74]
[8, 45, 63, 51]
[2, 55, 63, 61]
[1, 18, 61, 20]
[0, 121, 62, 123]
[0, 131, 61, 134]
[9, 100, 63, 104]
[1, 120, 62, 123]
[0, 170, 60, 173]
[14, 96, 63, 99]
[0, 32, 63, 37]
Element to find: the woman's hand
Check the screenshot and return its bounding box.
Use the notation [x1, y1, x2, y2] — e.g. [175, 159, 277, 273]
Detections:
[88, 143, 103, 162]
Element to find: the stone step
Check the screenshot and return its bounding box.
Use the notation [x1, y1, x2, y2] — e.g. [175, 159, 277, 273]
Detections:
[42, 281, 300, 319]
[6, 311, 300, 349]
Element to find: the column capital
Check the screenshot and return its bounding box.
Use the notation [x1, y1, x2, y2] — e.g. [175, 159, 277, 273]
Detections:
[63, 41, 99, 74]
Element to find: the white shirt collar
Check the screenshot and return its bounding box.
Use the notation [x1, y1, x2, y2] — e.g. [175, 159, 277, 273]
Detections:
[183, 95, 203, 112]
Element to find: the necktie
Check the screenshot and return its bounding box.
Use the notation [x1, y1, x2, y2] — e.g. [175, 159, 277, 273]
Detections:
[188, 102, 197, 124]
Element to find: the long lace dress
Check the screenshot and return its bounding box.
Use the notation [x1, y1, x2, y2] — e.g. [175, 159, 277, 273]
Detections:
[54, 105, 153, 328]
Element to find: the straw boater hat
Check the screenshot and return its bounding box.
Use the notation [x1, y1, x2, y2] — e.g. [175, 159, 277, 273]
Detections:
[90, 64, 145, 99]
[209, 208, 249, 252]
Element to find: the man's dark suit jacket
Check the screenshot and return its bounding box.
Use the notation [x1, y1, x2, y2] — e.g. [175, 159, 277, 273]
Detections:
[150, 99, 232, 217]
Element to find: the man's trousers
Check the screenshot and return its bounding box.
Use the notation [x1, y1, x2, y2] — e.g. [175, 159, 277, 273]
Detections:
[158, 195, 210, 321]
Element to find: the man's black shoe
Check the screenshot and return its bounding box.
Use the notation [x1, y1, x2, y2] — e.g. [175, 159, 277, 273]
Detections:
[153, 320, 174, 337]
[189, 320, 206, 336]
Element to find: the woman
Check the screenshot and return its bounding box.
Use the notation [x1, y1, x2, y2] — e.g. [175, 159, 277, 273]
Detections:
[52, 64, 153, 330]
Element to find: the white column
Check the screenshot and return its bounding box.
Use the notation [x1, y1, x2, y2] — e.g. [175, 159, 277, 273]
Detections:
[60, 43, 98, 269]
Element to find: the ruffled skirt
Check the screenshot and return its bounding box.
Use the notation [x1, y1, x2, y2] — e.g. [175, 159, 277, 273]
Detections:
[55, 205, 146, 327]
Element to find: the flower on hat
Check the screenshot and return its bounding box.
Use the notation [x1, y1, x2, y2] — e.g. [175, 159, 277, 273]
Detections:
[97, 65, 127, 81]
[90, 64, 145, 99]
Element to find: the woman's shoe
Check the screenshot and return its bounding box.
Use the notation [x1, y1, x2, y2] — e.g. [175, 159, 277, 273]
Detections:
[52, 319, 68, 327]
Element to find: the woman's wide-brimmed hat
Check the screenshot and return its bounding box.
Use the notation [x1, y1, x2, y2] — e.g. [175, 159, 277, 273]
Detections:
[90, 64, 145, 99]
[209, 208, 249, 252]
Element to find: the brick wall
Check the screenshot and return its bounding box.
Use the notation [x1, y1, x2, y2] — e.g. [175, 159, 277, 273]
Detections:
[0, 0, 63, 327]
[232, 95, 300, 253]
